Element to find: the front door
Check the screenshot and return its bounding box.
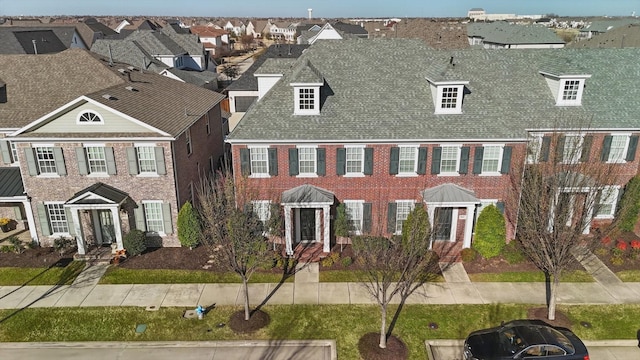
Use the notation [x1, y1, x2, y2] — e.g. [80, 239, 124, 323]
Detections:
[98, 210, 115, 245]
[434, 207, 453, 241]
[299, 208, 316, 242]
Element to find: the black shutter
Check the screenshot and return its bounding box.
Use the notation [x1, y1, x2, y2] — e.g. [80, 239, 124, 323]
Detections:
[362, 203, 372, 233]
[601, 135, 612, 162]
[288, 148, 299, 176]
[387, 202, 397, 234]
[459, 146, 470, 174]
[472, 146, 484, 174]
[540, 136, 551, 162]
[268, 148, 278, 176]
[317, 148, 326, 176]
[626, 135, 639, 162]
[364, 148, 373, 175]
[580, 135, 592, 162]
[417, 147, 427, 175]
[496, 201, 505, 214]
[500, 146, 512, 174]
[556, 136, 565, 163]
[431, 147, 442, 174]
[336, 148, 346, 175]
[240, 148, 251, 175]
[389, 147, 399, 175]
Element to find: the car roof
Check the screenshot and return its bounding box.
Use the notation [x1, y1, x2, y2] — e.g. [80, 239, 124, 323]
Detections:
[507, 323, 575, 353]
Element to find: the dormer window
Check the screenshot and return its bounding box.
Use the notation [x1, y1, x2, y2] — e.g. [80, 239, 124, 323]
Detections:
[290, 60, 324, 116]
[539, 70, 591, 107]
[297, 88, 317, 112]
[77, 110, 103, 124]
[439, 86, 462, 112]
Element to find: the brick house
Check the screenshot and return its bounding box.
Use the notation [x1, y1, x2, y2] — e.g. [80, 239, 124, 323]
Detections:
[0, 49, 226, 255]
[226, 39, 640, 256]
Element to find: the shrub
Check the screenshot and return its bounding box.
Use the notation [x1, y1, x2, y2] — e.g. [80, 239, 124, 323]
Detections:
[123, 229, 147, 256]
[53, 237, 74, 256]
[177, 201, 201, 249]
[321, 252, 340, 267]
[341, 256, 353, 267]
[601, 236, 612, 247]
[334, 203, 350, 238]
[502, 240, 527, 264]
[460, 248, 478, 263]
[594, 247, 609, 257]
[8, 236, 23, 254]
[472, 204, 506, 259]
[611, 256, 624, 266]
[0, 245, 12, 253]
[616, 176, 640, 232]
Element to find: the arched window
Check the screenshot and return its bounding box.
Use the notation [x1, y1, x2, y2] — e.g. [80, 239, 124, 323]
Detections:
[77, 111, 103, 124]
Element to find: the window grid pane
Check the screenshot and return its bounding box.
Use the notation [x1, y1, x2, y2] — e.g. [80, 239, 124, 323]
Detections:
[298, 88, 315, 110]
[253, 201, 271, 223]
[10, 142, 18, 163]
[441, 87, 458, 109]
[396, 201, 414, 233]
[563, 136, 582, 163]
[144, 202, 164, 233]
[398, 147, 416, 173]
[298, 147, 316, 174]
[562, 80, 580, 101]
[250, 148, 268, 174]
[608, 135, 626, 162]
[482, 146, 500, 172]
[440, 147, 458, 173]
[47, 204, 68, 233]
[35, 147, 57, 174]
[345, 148, 363, 174]
[86, 147, 107, 173]
[597, 188, 617, 216]
[137, 147, 157, 173]
[344, 201, 363, 233]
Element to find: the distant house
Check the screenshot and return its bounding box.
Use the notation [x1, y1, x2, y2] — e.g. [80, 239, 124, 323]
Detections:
[189, 25, 231, 57]
[296, 22, 369, 45]
[577, 19, 640, 40]
[569, 23, 640, 48]
[0, 49, 226, 254]
[467, 22, 565, 48]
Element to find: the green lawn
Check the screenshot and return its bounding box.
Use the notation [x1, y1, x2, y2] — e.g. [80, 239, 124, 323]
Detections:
[99, 267, 293, 284]
[616, 270, 640, 282]
[0, 304, 636, 359]
[0, 261, 85, 286]
[320, 270, 445, 283]
[468, 270, 594, 282]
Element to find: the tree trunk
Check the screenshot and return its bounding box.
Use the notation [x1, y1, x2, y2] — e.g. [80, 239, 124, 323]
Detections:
[379, 304, 387, 349]
[243, 277, 250, 321]
[548, 274, 560, 321]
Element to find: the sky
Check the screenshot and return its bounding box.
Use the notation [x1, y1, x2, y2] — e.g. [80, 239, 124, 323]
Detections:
[0, 0, 636, 18]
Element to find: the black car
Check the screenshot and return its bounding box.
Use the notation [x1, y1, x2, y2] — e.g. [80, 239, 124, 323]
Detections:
[463, 319, 589, 360]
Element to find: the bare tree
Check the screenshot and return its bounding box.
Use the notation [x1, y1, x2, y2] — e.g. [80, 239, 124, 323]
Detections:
[197, 171, 270, 321]
[509, 124, 622, 320]
[352, 204, 439, 349]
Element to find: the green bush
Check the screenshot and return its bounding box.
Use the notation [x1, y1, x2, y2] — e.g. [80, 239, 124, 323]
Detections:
[7, 236, 23, 254]
[0, 245, 12, 253]
[123, 229, 147, 256]
[334, 203, 350, 237]
[594, 247, 609, 257]
[53, 237, 74, 256]
[616, 176, 640, 232]
[502, 240, 526, 264]
[341, 256, 353, 267]
[321, 252, 340, 267]
[460, 248, 478, 263]
[611, 256, 624, 266]
[472, 204, 506, 259]
[177, 201, 200, 249]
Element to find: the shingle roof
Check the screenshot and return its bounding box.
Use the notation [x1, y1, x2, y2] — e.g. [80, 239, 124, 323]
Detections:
[68, 182, 129, 204]
[228, 38, 640, 143]
[331, 22, 368, 36]
[467, 22, 564, 45]
[581, 19, 640, 33]
[282, 184, 334, 204]
[421, 184, 479, 203]
[90, 39, 168, 72]
[0, 167, 24, 198]
[569, 24, 640, 49]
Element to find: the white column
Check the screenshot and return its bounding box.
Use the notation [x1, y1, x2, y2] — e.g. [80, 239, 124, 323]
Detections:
[315, 208, 321, 242]
[22, 200, 38, 243]
[71, 208, 85, 255]
[323, 205, 330, 253]
[284, 206, 293, 255]
[463, 205, 475, 249]
[111, 207, 124, 250]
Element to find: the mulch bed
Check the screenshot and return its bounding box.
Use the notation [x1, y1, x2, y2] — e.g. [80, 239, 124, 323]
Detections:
[0, 247, 74, 268]
[527, 307, 573, 330]
[463, 253, 586, 274]
[591, 231, 640, 273]
[228, 309, 270, 333]
[358, 332, 408, 360]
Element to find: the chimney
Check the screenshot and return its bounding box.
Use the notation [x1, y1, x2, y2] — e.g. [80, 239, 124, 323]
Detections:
[0, 81, 6, 103]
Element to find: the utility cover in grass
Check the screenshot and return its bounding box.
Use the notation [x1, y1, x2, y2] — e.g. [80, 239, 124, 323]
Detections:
[135, 324, 147, 333]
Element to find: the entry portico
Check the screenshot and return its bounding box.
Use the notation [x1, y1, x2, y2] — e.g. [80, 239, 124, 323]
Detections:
[281, 184, 334, 256]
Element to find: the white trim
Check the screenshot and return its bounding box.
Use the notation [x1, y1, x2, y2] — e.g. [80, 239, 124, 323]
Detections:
[141, 200, 166, 236]
[343, 200, 364, 236]
[479, 144, 504, 176]
[594, 185, 620, 219]
[76, 109, 104, 125]
[134, 142, 159, 147]
[226, 137, 529, 144]
[394, 200, 415, 235]
[15, 136, 175, 142]
[439, 144, 462, 176]
[397, 144, 419, 175]
[434, 85, 465, 114]
[344, 145, 365, 176]
[247, 146, 270, 178]
[606, 134, 631, 164]
[293, 86, 320, 115]
[296, 145, 318, 177]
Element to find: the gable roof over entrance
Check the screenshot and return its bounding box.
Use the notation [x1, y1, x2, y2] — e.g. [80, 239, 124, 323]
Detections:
[421, 183, 479, 204]
[67, 182, 130, 205]
[282, 184, 334, 204]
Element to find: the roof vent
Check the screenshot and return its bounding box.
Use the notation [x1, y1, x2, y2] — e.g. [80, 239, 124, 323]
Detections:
[125, 86, 138, 92]
[127, 66, 136, 71]
[102, 94, 116, 100]
[118, 68, 129, 75]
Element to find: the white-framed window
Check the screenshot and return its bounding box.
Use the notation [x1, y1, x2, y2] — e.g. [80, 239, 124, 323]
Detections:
[556, 79, 585, 106]
[249, 147, 269, 175]
[143, 201, 165, 234]
[436, 85, 464, 114]
[85, 146, 107, 174]
[46, 203, 69, 234]
[440, 146, 460, 174]
[607, 135, 629, 163]
[595, 186, 619, 218]
[344, 200, 363, 235]
[395, 200, 415, 234]
[298, 147, 316, 175]
[527, 136, 543, 164]
[398, 146, 418, 174]
[136, 146, 157, 173]
[482, 145, 502, 174]
[345, 146, 364, 175]
[185, 128, 192, 155]
[9, 142, 18, 164]
[252, 200, 271, 225]
[76, 110, 103, 124]
[35, 146, 57, 174]
[563, 135, 584, 164]
[293, 86, 319, 115]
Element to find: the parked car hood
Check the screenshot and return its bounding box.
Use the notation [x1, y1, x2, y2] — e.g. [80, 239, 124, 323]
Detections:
[466, 329, 505, 359]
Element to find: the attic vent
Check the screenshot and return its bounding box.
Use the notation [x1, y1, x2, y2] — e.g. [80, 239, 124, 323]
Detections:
[118, 68, 129, 75]
[102, 94, 116, 100]
[127, 66, 136, 71]
[125, 86, 138, 92]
